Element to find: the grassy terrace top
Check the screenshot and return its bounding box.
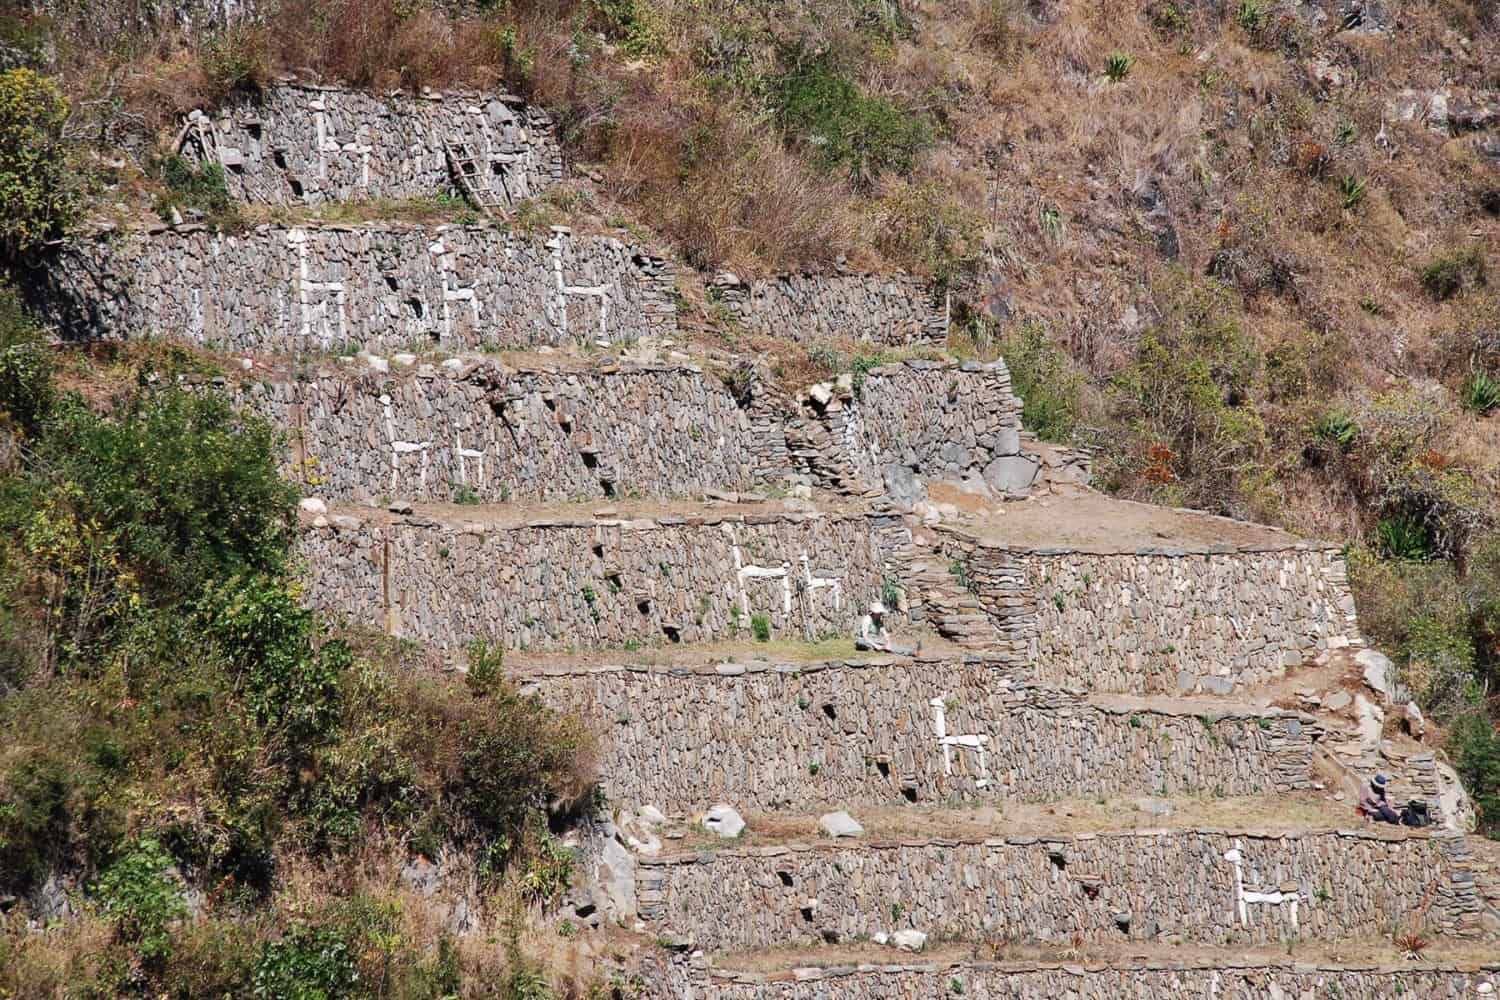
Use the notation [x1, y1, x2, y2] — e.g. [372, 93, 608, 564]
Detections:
[933, 488, 1330, 554]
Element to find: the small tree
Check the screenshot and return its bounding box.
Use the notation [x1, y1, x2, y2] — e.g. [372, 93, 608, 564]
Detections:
[0, 69, 74, 257]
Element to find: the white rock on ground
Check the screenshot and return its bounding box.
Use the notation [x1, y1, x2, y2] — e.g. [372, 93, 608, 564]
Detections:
[818, 811, 864, 838]
[701, 804, 745, 839]
[892, 929, 927, 952]
[639, 804, 667, 825]
[298, 497, 328, 515]
[1357, 648, 1395, 699]
[594, 835, 637, 920]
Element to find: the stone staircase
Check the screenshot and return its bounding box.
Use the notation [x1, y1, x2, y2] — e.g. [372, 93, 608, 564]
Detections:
[36, 79, 1500, 997]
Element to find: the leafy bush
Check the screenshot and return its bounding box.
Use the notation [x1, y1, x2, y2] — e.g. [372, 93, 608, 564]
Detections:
[29, 389, 297, 604]
[0, 281, 52, 435]
[771, 53, 931, 186]
[0, 68, 75, 256]
[751, 612, 771, 642]
[1450, 712, 1500, 838]
[997, 322, 1082, 442]
[93, 838, 187, 964]
[1421, 245, 1488, 301]
[466, 637, 506, 697]
[154, 155, 239, 228]
[251, 924, 359, 1000]
[1378, 514, 1435, 562]
[1460, 372, 1500, 416]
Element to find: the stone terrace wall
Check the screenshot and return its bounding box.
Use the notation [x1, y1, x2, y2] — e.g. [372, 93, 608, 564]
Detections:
[935, 529, 1362, 694]
[796, 361, 1030, 502]
[664, 960, 1500, 1000]
[184, 84, 561, 207]
[636, 829, 1482, 952]
[711, 272, 946, 347]
[299, 510, 912, 652]
[1024, 546, 1362, 695]
[28, 224, 675, 353]
[233, 361, 785, 503]
[524, 657, 1323, 815]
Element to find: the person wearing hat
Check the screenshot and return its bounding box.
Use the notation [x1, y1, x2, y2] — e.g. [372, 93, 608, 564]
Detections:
[1359, 774, 1400, 824]
[856, 600, 892, 652]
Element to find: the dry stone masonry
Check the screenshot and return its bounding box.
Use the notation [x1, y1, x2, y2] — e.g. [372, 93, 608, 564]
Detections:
[233, 361, 784, 504]
[298, 509, 913, 652]
[233, 358, 1029, 506]
[711, 271, 947, 346]
[522, 655, 1323, 814]
[660, 958, 1500, 999]
[793, 361, 1029, 503]
[636, 828, 1485, 952]
[30, 223, 675, 353]
[180, 83, 562, 207]
[934, 530, 1362, 694]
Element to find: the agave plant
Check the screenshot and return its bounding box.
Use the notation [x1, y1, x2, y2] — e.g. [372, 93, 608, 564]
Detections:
[1104, 52, 1134, 82]
[1312, 410, 1358, 451]
[1461, 371, 1500, 416]
[1339, 174, 1367, 210]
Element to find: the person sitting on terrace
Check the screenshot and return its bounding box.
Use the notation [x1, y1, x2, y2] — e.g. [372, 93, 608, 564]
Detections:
[856, 600, 891, 652]
[1358, 774, 1401, 824]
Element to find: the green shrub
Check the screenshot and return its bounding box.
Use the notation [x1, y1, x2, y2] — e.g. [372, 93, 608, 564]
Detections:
[997, 321, 1082, 442]
[772, 53, 931, 186]
[251, 924, 359, 1000]
[154, 155, 239, 228]
[31, 389, 297, 602]
[1421, 245, 1488, 301]
[93, 837, 187, 964]
[0, 282, 52, 435]
[751, 612, 771, 642]
[1460, 371, 1500, 416]
[1236, 0, 1267, 32]
[1450, 712, 1500, 839]
[1378, 514, 1434, 561]
[0, 68, 75, 256]
[466, 637, 505, 697]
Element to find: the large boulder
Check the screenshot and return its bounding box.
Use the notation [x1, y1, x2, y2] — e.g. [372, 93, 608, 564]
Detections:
[701, 804, 745, 839]
[817, 811, 864, 838]
[982, 455, 1039, 494]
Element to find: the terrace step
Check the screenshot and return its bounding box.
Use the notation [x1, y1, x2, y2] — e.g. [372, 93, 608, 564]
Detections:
[643, 948, 1500, 999]
[632, 819, 1492, 954]
[520, 652, 1327, 816]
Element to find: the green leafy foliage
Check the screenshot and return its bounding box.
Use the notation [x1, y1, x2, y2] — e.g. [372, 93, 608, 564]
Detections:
[1338, 174, 1367, 210]
[751, 612, 771, 642]
[93, 838, 186, 963]
[1378, 514, 1434, 562]
[154, 155, 241, 229]
[997, 321, 1082, 442]
[771, 53, 930, 186]
[1451, 712, 1500, 838]
[1311, 410, 1358, 451]
[0, 68, 75, 256]
[466, 637, 506, 697]
[0, 282, 52, 436]
[251, 924, 359, 1000]
[1104, 52, 1133, 82]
